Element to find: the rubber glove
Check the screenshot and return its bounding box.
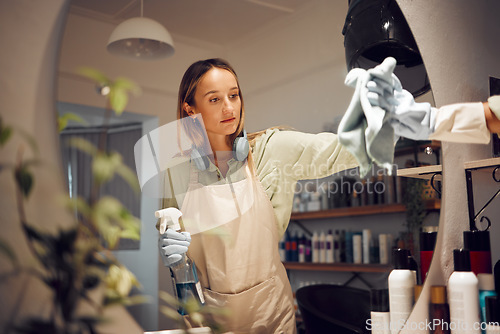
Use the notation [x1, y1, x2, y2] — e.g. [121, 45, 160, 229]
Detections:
[158, 229, 191, 267]
[366, 58, 437, 141]
[338, 57, 398, 177]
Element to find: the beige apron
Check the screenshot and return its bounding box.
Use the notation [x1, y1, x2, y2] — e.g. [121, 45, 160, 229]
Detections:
[181, 163, 296, 334]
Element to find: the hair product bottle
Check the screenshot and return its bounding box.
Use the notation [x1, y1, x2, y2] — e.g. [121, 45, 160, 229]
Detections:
[388, 248, 415, 334]
[415, 285, 423, 302]
[447, 249, 481, 334]
[312, 231, 319, 263]
[420, 229, 438, 283]
[319, 230, 326, 263]
[478, 274, 497, 327]
[363, 229, 372, 264]
[464, 230, 492, 275]
[485, 296, 500, 334]
[408, 252, 420, 285]
[429, 285, 451, 334]
[353, 233, 362, 264]
[326, 229, 334, 263]
[370, 288, 391, 334]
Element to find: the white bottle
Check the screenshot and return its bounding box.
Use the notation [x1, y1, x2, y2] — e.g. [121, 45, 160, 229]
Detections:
[326, 230, 334, 263]
[388, 248, 415, 334]
[448, 249, 481, 334]
[353, 233, 362, 264]
[379, 234, 389, 264]
[307, 191, 321, 212]
[362, 229, 372, 264]
[319, 231, 326, 263]
[298, 232, 305, 263]
[312, 231, 319, 263]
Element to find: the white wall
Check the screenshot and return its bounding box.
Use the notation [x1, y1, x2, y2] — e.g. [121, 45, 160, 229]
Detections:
[0, 1, 143, 333]
[228, 0, 352, 133]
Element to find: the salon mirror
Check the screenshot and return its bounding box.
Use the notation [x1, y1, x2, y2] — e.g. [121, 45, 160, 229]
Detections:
[57, 0, 439, 331]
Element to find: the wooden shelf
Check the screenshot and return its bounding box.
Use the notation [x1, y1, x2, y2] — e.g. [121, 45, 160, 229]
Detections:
[464, 157, 500, 170]
[283, 262, 392, 273]
[397, 165, 442, 180]
[289, 200, 440, 220]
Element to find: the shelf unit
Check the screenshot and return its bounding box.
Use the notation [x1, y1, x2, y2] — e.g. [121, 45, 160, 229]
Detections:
[283, 262, 391, 273]
[397, 164, 442, 180]
[464, 157, 500, 230]
[286, 161, 442, 288]
[290, 200, 441, 220]
[464, 157, 500, 170]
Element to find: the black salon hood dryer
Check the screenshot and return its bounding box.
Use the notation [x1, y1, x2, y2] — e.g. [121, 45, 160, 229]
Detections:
[342, 0, 430, 97]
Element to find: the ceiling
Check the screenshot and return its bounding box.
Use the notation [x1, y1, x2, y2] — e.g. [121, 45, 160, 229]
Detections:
[69, 0, 311, 46]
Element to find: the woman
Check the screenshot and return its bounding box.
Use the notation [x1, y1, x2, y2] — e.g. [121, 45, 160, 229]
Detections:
[159, 58, 357, 333]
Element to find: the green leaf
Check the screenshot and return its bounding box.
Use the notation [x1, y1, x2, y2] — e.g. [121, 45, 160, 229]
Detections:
[92, 153, 116, 184]
[77, 67, 110, 85]
[65, 196, 91, 218]
[58, 112, 88, 132]
[68, 137, 98, 156]
[159, 290, 181, 308]
[113, 77, 140, 95]
[119, 228, 140, 241]
[0, 125, 12, 146]
[122, 294, 150, 306]
[116, 164, 140, 193]
[108, 88, 128, 115]
[15, 165, 34, 198]
[160, 305, 183, 322]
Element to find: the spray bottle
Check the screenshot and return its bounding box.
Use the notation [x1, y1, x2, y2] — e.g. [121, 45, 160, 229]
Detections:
[156, 208, 205, 315]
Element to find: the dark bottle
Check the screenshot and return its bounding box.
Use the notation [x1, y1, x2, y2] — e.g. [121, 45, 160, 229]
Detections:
[420, 230, 438, 283]
[429, 285, 451, 334]
[370, 288, 390, 334]
[463, 230, 492, 275]
[408, 252, 420, 285]
[485, 296, 500, 333]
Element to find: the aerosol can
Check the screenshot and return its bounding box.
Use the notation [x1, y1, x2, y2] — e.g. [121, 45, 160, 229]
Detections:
[156, 208, 205, 315]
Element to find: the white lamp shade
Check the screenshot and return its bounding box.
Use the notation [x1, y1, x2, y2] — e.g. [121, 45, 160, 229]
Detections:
[107, 17, 175, 60]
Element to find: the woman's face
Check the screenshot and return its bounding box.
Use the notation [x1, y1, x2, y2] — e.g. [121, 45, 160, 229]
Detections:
[187, 67, 241, 141]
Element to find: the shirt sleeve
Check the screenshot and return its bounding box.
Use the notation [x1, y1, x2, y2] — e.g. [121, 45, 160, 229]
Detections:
[429, 102, 490, 144]
[251, 128, 357, 237]
[488, 95, 500, 121]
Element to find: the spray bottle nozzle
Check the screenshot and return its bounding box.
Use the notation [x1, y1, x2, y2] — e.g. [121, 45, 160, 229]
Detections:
[155, 207, 182, 234]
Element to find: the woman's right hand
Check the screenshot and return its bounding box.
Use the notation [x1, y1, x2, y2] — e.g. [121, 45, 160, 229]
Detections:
[158, 229, 191, 267]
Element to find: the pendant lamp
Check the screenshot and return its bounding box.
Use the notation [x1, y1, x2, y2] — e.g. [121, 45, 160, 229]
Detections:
[342, 0, 430, 97]
[107, 0, 175, 60]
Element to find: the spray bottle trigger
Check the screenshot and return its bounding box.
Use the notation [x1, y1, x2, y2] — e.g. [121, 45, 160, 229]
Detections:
[155, 207, 183, 234]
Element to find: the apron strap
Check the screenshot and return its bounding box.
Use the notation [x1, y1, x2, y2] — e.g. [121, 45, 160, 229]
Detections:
[189, 160, 199, 184]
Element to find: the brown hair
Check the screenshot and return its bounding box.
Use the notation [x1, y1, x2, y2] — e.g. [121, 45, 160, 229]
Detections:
[177, 58, 245, 149]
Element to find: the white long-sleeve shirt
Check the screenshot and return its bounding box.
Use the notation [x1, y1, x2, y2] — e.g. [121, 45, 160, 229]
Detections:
[430, 96, 500, 144]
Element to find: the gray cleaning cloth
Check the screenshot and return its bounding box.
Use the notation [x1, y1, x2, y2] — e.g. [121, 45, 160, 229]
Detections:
[338, 58, 398, 178]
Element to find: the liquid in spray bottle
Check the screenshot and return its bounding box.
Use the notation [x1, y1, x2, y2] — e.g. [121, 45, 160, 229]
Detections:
[156, 208, 205, 315]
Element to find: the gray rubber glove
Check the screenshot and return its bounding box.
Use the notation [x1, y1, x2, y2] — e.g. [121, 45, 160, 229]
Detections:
[338, 58, 398, 177]
[366, 58, 437, 141]
[158, 229, 191, 267]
